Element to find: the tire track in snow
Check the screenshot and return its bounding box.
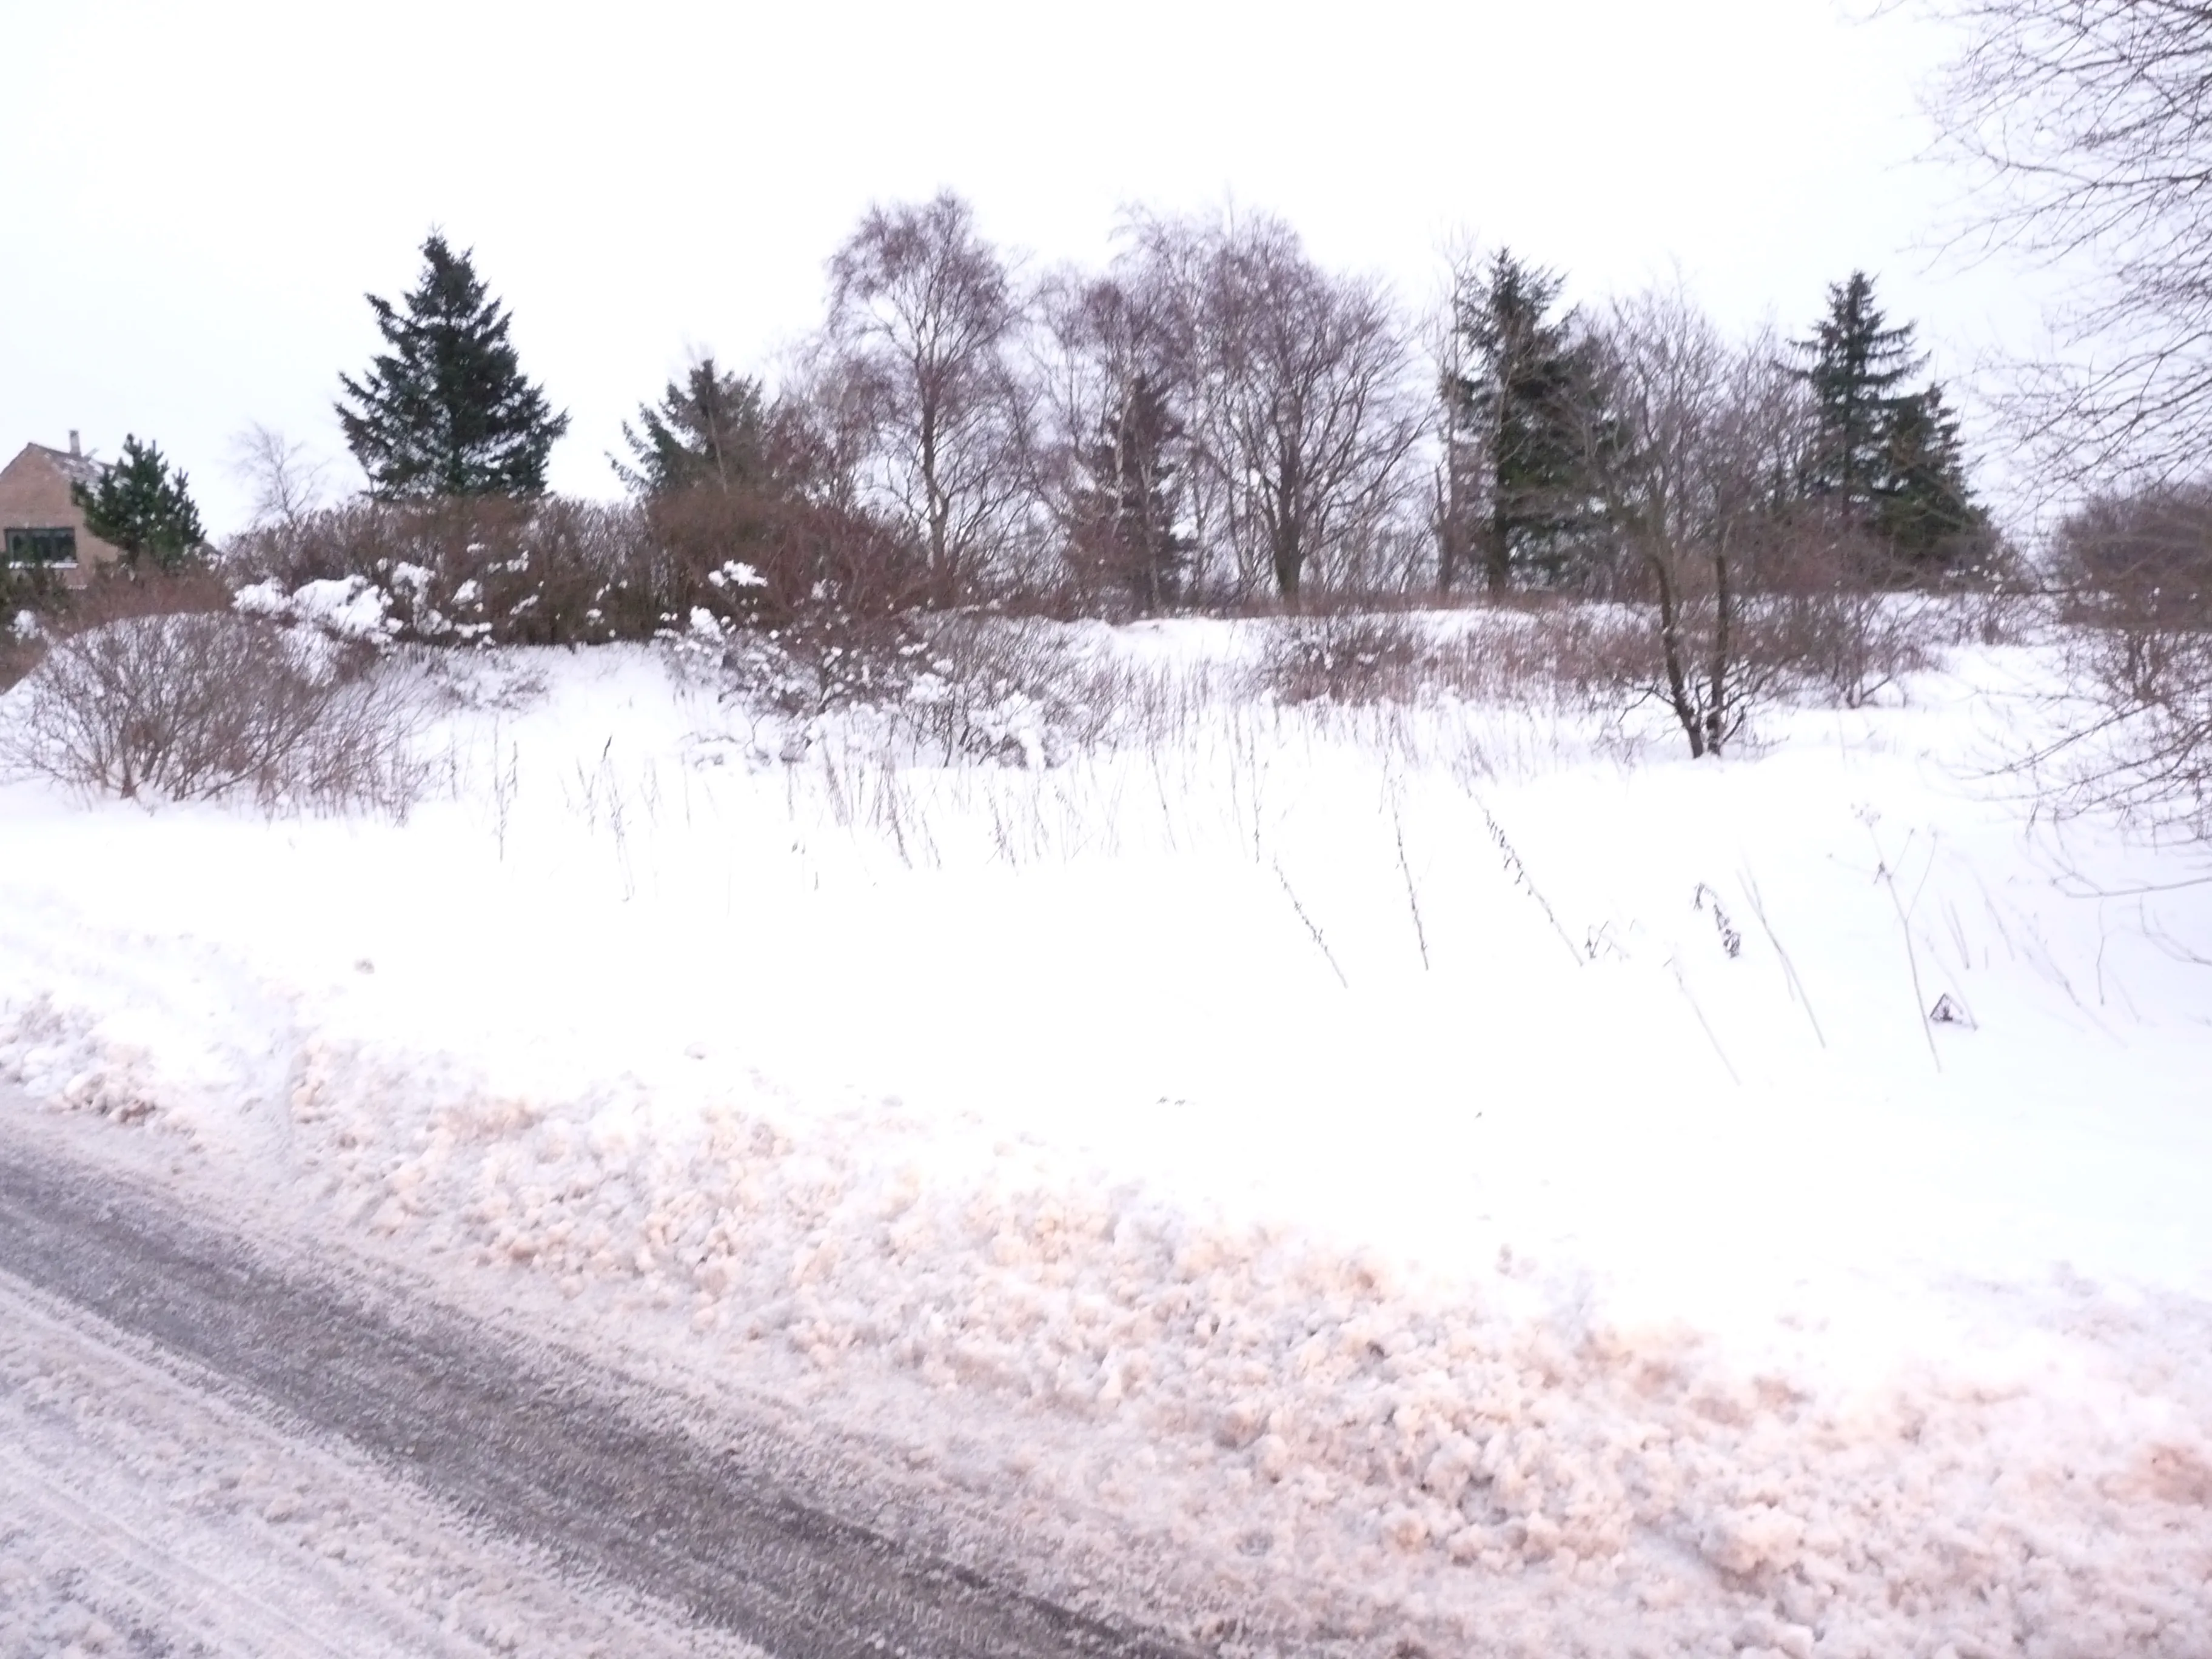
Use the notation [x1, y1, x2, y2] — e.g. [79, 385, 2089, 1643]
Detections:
[0, 1265, 740, 1658]
[0, 1140, 1202, 1659]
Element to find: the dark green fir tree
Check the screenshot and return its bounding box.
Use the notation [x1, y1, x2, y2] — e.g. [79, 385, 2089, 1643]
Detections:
[1449, 251, 1609, 592]
[1794, 271, 1923, 515]
[614, 358, 769, 496]
[1795, 272, 1985, 578]
[72, 434, 205, 571]
[338, 233, 569, 498]
[1877, 383, 1985, 574]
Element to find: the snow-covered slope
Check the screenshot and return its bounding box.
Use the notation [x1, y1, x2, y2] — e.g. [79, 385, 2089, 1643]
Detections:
[4, 621, 2208, 1657]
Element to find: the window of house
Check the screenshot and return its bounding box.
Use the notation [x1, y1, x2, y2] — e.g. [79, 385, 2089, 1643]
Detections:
[4, 527, 78, 567]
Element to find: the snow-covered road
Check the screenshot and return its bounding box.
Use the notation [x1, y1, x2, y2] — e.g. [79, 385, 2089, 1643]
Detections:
[0, 1128, 1195, 1659]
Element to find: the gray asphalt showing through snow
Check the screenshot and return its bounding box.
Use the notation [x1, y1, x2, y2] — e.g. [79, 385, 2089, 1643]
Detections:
[0, 1141, 1202, 1659]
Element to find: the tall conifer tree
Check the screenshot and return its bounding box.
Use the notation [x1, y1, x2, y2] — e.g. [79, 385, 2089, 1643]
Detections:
[1795, 272, 1983, 577]
[1449, 252, 1608, 591]
[1794, 272, 1923, 514]
[338, 233, 569, 498]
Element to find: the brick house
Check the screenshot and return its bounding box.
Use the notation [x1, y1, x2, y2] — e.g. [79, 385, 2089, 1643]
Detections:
[0, 434, 123, 588]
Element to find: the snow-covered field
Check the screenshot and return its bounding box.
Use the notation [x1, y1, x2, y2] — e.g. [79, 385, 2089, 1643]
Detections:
[4, 612, 2210, 1657]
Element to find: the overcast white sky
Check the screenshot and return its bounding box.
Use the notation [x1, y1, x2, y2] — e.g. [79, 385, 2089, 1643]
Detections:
[4, 0, 2045, 533]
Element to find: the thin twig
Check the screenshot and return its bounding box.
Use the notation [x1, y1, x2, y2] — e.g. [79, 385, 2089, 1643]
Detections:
[1868, 826, 1943, 1073]
[1737, 867, 1826, 1048]
[1389, 786, 1430, 971]
[1667, 958, 1741, 1086]
[1476, 798, 1583, 967]
[1274, 860, 1349, 988]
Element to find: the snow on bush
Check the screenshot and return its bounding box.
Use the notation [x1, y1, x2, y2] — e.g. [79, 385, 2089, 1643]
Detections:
[235, 574, 400, 645]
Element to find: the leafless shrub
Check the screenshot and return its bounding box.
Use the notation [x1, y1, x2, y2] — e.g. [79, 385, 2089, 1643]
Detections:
[2053, 481, 2212, 632]
[649, 481, 934, 625]
[4, 565, 239, 689]
[1242, 579, 1960, 737]
[2011, 482, 2212, 832]
[226, 496, 660, 646]
[896, 614, 1143, 763]
[1749, 588, 1942, 709]
[1261, 614, 1454, 705]
[2056, 486, 2212, 716]
[2, 612, 425, 814]
[2043, 630, 2212, 834]
[706, 612, 930, 722]
[1251, 604, 1654, 712]
[1472, 602, 1655, 704]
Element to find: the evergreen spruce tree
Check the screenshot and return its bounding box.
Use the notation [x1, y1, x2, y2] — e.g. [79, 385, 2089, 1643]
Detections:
[1449, 251, 1607, 591]
[1794, 272, 1923, 515]
[1070, 375, 1188, 614]
[72, 434, 205, 571]
[1877, 383, 1985, 574]
[614, 358, 770, 496]
[338, 233, 569, 498]
[1795, 272, 1985, 579]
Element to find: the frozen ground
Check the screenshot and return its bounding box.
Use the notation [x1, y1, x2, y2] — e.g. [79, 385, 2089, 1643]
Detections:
[3, 613, 2210, 1656]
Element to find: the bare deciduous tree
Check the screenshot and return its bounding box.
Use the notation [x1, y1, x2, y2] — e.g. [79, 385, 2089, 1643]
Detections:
[1928, 0, 2212, 481]
[820, 192, 1035, 597]
[1124, 212, 1422, 605]
[229, 425, 332, 531]
[1589, 290, 1816, 755]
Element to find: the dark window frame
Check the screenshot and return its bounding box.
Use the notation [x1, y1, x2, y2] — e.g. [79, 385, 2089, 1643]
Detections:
[4, 526, 79, 568]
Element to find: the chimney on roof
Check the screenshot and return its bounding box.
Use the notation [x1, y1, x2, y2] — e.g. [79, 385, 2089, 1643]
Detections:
[69, 430, 79, 457]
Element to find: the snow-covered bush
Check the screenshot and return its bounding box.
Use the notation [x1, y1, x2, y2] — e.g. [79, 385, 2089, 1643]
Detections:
[1261, 613, 1464, 705]
[894, 614, 1130, 764]
[223, 486, 933, 658]
[223, 497, 659, 647]
[1, 612, 424, 814]
[233, 573, 400, 646]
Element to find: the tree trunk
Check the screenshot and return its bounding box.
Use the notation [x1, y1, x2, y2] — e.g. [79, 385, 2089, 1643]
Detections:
[1703, 543, 1732, 756]
[1651, 552, 1704, 759]
[1273, 523, 1302, 605]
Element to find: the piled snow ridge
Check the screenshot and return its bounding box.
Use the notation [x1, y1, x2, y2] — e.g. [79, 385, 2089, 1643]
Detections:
[5, 991, 2200, 1657]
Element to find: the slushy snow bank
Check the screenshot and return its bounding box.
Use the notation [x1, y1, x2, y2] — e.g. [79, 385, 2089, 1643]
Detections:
[3, 621, 2210, 1656]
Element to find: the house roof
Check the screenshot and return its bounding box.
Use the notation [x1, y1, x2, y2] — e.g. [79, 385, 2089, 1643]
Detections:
[21, 443, 100, 489]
